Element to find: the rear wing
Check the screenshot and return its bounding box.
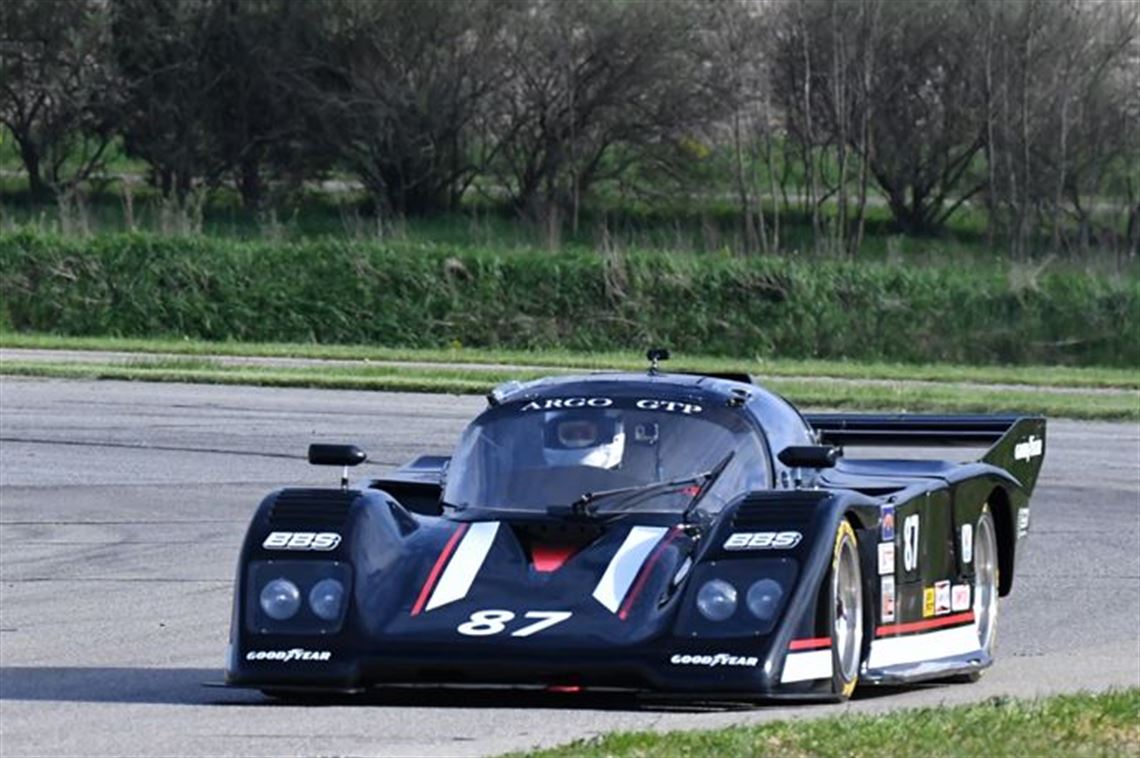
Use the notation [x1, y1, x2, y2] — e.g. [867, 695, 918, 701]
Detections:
[804, 413, 1046, 495]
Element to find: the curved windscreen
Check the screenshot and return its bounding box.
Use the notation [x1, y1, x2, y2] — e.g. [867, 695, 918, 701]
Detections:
[442, 395, 770, 515]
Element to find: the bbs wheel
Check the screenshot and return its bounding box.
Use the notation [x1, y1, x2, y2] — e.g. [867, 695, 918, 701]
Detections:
[952, 504, 999, 684]
[829, 519, 863, 700]
[973, 505, 1000, 656]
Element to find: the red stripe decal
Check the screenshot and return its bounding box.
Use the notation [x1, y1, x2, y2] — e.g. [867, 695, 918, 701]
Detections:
[410, 523, 469, 616]
[617, 527, 681, 621]
[789, 637, 832, 651]
[876, 610, 974, 637]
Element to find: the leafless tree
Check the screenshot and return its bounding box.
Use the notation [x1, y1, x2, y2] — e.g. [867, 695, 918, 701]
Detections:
[0, 0, 118, 198]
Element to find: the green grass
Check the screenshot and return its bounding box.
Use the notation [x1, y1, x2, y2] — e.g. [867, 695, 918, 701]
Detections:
[3, 356, 1135, 419]
[514, 689, 1140, 758]
[3, 333, 1137, 389]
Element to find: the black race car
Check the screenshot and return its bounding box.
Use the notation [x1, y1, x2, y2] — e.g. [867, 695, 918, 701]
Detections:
[224, 354, 1045, 701]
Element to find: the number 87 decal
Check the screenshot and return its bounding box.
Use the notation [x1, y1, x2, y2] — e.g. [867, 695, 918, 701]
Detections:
[903, 514, 920, 572]
[457, 610, 572, 637]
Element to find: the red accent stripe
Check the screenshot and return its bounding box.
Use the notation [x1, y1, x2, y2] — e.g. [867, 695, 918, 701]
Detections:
[410, 523, 469, 616]
[789, 637, 832, 651]
[876, 610, 974, 637]
[617, 527, 680, 621]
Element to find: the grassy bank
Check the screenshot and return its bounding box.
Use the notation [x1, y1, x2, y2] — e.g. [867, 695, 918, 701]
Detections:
[515, 689, 1140, 758]
[2, 231, 1137, 366]
[3, 333, 1137, 388]
[3, 355, 1135, 419]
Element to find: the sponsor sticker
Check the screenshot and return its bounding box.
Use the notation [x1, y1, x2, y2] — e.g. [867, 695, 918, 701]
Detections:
[518, 397, 702, 414]
[881, 504, 896, 541]
[1014, 435, 1043, 462]
[881, 576, 896, 622]
[934, 580, 951, 615]
[723, 531, 802, 550]
[961, 524, 974, 564]
[670, 653, 759, 668]
[635, 399, 703, 415]
[1017, 508, 1030, 538]
[922, 587, 935, 618]
[951, 583, 971, 612]
[262, 531, 341, 551]
[520, 397, 614, 411]
[877, 542, 895, 575]
[246, 648, 331, 662]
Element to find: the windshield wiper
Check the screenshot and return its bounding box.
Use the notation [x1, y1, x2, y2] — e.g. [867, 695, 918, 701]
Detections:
[681, 451, 735, 523]
[555, 451, 737, 519]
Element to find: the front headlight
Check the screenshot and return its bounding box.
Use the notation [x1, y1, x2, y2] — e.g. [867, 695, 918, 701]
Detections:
[247, 560, 352, 634]
[259, 578, 301, 620]
[746, 578, 783, 620]
[308, 578, 345, 621]
[696, 579, 738, 621]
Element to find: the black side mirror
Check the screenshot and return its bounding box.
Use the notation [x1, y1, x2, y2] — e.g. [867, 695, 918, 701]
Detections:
[778, 445, 840, 469]
[308, 444, 368, 467]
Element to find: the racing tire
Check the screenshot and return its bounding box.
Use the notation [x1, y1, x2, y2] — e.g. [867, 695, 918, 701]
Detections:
[828, 519, 863, 700]
[954, 505, 1000, 683]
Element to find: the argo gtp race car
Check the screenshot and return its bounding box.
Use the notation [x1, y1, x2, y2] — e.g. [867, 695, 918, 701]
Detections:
[224, 352, 1046, 701]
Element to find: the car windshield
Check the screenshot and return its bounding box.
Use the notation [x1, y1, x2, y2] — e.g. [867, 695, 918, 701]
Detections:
[442, 395, 769, 514]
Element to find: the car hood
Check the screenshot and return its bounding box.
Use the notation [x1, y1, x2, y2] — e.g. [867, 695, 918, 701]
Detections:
[351, 513, 697, 647]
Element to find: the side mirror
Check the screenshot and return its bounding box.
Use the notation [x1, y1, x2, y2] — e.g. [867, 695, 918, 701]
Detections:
[308, 444, 368, 467]
[778, 445, 840, 469]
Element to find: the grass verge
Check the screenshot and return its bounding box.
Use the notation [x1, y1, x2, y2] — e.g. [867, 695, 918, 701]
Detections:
[2, 333, 1137, 390]
[2, 358, 1135, 420]
[514, 689, 1140, 758]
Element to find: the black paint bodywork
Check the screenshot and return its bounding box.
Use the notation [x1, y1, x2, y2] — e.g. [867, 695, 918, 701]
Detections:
[224, 372, 1045, 699]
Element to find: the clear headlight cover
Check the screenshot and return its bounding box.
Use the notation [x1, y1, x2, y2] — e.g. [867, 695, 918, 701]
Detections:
[746, 578, 784, 620]
[696, 578, 738, 621]
[308, 578, 345, 621]
[259, 578, 301, 620]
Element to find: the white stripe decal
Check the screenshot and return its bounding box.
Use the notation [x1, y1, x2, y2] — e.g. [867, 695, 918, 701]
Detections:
[868, 623, 981, 669]
[592, 526, 668, 613]
[425, 521, 500, 612]
[781, 650, 833, 683]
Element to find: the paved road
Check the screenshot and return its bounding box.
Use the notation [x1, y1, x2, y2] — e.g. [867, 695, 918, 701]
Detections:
[1, 378, 1137, 757]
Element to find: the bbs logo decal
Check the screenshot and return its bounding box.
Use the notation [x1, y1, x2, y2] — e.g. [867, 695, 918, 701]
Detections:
[246, 648, 331, 662]
[262, 531, 341, 551]
[723, 531, 802, 550]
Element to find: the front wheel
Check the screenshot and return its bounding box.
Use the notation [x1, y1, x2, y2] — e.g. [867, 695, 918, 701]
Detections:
[829, 520, 863, 700]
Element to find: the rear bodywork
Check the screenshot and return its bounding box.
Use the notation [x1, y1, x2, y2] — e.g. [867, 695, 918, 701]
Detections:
[224, 372, 1045, 699]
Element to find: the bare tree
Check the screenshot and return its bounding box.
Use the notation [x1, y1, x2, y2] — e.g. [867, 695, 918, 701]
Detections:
[0, 0, 118, 198]
[487, 0, 719, 234]
[302, 0, 511, 216]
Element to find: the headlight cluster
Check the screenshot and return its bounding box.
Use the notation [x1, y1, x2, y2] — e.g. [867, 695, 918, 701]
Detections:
[258, 576, 345, 622]
[247, 560, 351, 634]
[696, 577, 783, 622]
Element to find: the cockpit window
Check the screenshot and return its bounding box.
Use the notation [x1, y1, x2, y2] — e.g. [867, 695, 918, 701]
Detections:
[442, 395, 769, 514]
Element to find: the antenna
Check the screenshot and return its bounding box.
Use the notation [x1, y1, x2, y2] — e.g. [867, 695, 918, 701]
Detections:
[646, 348, 670, 375]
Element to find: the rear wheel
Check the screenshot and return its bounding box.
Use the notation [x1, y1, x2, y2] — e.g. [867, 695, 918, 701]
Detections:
[954, 504, 999, 683]
[973, 506, 1000, 656]
[829, 520, 863, 700]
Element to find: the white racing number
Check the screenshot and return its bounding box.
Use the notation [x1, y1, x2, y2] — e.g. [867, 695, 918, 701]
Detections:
[902, 514, 920, 572]
[456, 610, 572, 637]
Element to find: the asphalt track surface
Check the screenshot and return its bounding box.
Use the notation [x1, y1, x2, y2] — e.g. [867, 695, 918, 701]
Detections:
[0, 378, 1137, 757]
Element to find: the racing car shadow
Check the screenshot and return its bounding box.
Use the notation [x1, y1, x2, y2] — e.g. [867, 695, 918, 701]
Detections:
[0, 666, 970, 712]
[270, 687, 767, 713]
